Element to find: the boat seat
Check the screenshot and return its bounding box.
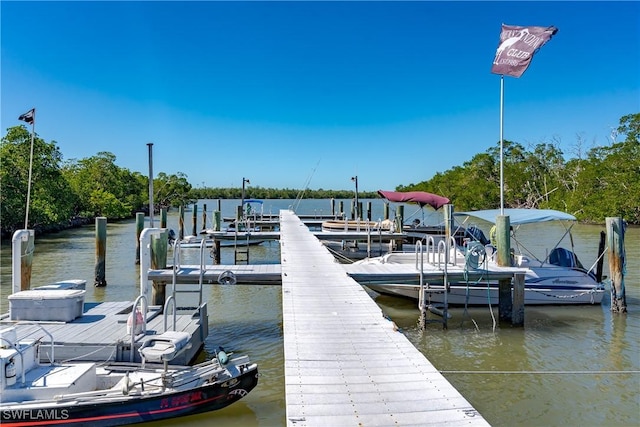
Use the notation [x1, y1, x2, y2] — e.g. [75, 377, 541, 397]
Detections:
[138, 331, 192, 364]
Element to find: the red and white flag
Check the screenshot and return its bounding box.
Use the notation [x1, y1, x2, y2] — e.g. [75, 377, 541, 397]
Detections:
[19, 108, 35, 124]
[491, 24, 558, 78]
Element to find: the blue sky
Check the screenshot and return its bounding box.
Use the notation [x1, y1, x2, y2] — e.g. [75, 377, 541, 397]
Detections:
[2, 1, 638, 192]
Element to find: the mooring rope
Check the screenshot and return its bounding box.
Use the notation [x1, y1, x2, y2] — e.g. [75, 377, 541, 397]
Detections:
[440, 370, 640, 375]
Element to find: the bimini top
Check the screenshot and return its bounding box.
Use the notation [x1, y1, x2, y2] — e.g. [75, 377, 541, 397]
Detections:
[377, 190, 450, 210]
[243, 199, 263, 205]
[454, 208, 576, 225]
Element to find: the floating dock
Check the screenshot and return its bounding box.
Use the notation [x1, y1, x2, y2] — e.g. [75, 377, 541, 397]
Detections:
[278, 210, 489, 426]
[0, 301, 206, 365]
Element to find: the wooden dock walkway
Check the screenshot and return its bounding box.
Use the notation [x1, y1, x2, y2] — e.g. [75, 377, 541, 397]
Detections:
[279, 210, 489, 426]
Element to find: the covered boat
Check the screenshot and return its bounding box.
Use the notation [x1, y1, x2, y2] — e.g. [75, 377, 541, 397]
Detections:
[354, 208, 606, 305]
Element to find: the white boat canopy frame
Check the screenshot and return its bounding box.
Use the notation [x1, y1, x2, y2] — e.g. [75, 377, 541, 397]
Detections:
[453, 208, 576, 225]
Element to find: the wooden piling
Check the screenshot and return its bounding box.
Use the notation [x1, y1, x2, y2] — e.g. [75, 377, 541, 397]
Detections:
[213, 210, 221, 264]
[160, 208, 167, 228]
[178, 205, 184, 240]
[366, 202, 372, 221]
[498, 278, 512, 322]
[214, 211, 221, 231]
[512, 273, 525, 326]
[397, 205, 404, 251]
[191, 204, 198, 236]
[496, 215, 511, 267]
[383, 202, 389, 220]
[135, 213, 144, 264]
[606, 217, 627, 313]
[19, 230, 35, 291]
[330, 198, 335, 217]
[95, 217, 107, 287]
[338, 201, 344, 219]
[596, 231, 606, 283]
[150, 230, 168, 306]
[498, 273, 525, 325]
[202, 203, 207, 231]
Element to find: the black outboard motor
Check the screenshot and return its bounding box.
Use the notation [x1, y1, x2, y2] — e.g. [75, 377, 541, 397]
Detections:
[467, 226, 490, 246]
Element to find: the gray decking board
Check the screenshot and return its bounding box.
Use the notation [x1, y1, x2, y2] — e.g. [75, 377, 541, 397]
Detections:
[279, 210, 489, 426]
[147, 264, 282, 284]
[1, 300, 204, 365]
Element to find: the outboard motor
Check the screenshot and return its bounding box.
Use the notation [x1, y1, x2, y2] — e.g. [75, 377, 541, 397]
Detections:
[467, 226, 490, 246]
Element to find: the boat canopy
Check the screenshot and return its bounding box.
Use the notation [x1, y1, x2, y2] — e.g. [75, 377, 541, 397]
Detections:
[377, 190, 450, 210]
[454, 208, 576, 225]
[243, 199, 263, 205]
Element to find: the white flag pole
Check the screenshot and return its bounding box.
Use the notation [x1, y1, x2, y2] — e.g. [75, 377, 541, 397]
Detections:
[499, 75, 504, 215]
[24, 110, 36, 229]
[147, 142, 154, 228]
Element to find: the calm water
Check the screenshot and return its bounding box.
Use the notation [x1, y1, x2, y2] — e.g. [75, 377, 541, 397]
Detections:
[1, 199, 638, 427]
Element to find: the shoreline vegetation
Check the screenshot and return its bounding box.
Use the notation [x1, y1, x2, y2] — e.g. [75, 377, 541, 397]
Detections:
[1, 113, 638, 240]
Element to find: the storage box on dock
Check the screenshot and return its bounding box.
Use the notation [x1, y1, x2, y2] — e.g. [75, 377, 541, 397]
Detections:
[8, 289, 85, 322]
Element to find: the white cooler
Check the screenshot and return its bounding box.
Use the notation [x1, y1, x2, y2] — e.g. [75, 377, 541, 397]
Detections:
[9, 289, 85, 322]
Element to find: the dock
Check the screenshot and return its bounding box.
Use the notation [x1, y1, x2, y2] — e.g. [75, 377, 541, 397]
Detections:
[0, 301, 205, 365]
[279, 210, 489, 426]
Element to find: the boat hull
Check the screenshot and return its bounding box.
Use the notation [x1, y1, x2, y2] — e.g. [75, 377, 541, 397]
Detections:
[366, 282, 605, 305]
[0, 366, 258, 427]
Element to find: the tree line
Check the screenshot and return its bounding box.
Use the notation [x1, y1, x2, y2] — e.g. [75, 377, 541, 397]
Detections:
[1, 113, 637, 238]
[398, 113, 639, 224]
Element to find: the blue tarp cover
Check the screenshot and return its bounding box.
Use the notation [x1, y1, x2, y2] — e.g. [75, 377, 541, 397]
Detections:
[454, 208, 576, 225]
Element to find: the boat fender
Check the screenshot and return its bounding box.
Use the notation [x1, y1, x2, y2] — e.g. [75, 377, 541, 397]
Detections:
[217, 347, 228, 365]
[121, 373, 132, 395]
[127, 308, 144, 335]
[5, 358, 16, 386]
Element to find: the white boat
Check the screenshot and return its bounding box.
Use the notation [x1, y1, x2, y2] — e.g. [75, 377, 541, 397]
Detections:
[354, 208, 606, 306]
[0, 325, 258, 426]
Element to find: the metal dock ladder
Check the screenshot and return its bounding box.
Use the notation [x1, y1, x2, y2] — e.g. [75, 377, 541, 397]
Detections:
[233, 219, 251, 265]
[417, 236, 458, 329]
[169, 239, 204, 311]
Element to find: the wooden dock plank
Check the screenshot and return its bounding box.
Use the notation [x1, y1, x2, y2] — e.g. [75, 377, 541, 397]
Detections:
[279, 210, 489, 426]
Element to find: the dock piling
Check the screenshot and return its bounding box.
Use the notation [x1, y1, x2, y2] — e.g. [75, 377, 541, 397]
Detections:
[150, 230, 168, 306]
[496, 215, 511, 267]
[191, 204, 198, 236]
[178, 205, 184, 240]
[95, 217, 107, 287]
[12, 229, 34, 292]
[606, 217, 627, 313]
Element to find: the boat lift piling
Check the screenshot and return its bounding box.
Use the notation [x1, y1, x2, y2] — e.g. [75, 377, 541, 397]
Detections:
[606, 217, 627, 313]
